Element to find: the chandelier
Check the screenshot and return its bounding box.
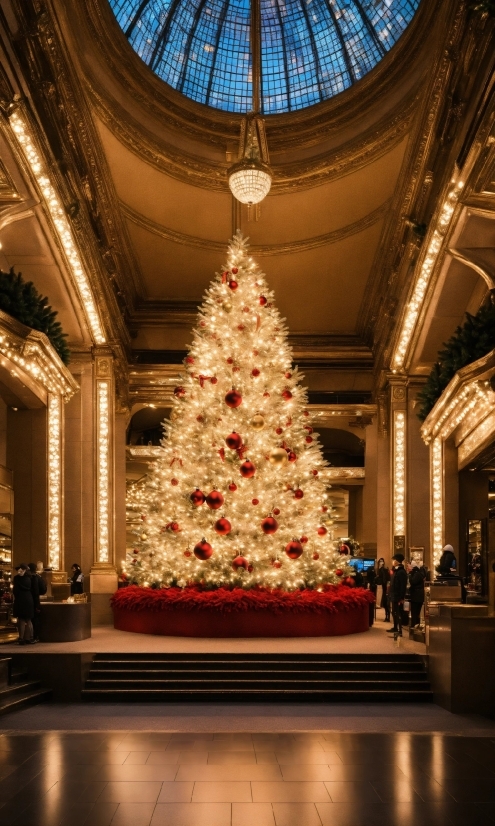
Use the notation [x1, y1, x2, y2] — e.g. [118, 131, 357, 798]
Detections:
[228, 0, 272, 205]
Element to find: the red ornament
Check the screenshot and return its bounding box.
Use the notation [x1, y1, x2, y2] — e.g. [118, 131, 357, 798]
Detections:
[238, 324, 245, 331]
[317, 526, 327, 536]
[185, 356, 194, 365]
[171, 478, 179, 486]
[171, 522, 180, 532]
[285, 372, 292, 379]
[184, 550, 192, 558]
[190, 489, 206, 506]
[228, 482, 237, 492]
[196, 415, 204, 422]
[206, 490, 224, 510]
[232, 555, 249, 571]
[263, 391, 270, 398]
[228, 280, 238, 291]
[321, 506, 328, 512]
[261, 516, 278, 534]
[200, 321, 206, 328]
[313, 553, 320, 560]
[252, 498, 259, 505]
[335, 569, 343, 576]
[227, 357, 234, 364]
[240, 460, 256, 478]
[231, 267, 238, 274]
[133, 549, 139, 554]
[303, 411, 309, 417]
[248, 564, 254, 573]
[225, 389, 242, 408]
[288, 451, 297, 463]
[312, 470, 318, 476]
[304, 426, 314, 434]
[226, 431, 243, 450]
[294, 489, 304, 500]
[282, 389, 293, 401]
[174, 386, 186, 398]
[275, 427, 283, 435]
[285, 540, 303, 560]
[259, 295, 267, 306]
[194, 540, 213, 560]
[306, 436, 313, 444]
[253, 349, 259, 356]
[300, 536, 308, 544]
[211, 377, 218, 385]
[344, 576, 354, 586]
[251, 368, 260, 377]
[273, 508, 280, 516]
[214, 517, 231, 535]
[273, 560, 282, 569]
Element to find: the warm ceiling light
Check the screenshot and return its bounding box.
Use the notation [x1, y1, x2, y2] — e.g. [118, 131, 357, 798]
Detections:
[228, 0, 272, 206]
[228, 115, 272, 205]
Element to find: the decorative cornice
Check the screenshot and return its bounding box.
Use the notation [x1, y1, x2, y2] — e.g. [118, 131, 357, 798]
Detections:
[121, 198, 391, 257]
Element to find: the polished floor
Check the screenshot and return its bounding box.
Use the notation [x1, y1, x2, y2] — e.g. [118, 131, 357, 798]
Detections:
[1, 731, 495, 825]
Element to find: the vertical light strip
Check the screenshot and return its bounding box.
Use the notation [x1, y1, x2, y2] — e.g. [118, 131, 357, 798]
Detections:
[392, 184, 463, 372]
[47, 394, 62, 570]
[432, 437, 443, 569]
[9, 111, 106, 345]
[393, 410, 406, 537]
[97, 380, 110, 563]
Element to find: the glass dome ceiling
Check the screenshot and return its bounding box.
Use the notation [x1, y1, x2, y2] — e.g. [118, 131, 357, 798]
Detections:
[109, 0, 420, 115]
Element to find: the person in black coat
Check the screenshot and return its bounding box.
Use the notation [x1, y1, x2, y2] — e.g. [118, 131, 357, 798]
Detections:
[387, 553, 407, 636]
[28, 563, 43, 641]
[435, 544, 457, 577]
[375, 558, 391, 621]
[70, 564, 84, 595]
[409, 562, 425, 628]
[13, 563, 34, 644]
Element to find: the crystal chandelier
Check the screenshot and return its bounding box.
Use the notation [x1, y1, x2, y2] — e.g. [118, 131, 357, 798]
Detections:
[228, 0, 272, 205]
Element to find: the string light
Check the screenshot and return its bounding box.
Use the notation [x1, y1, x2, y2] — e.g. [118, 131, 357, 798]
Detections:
[393, 411, 406, 537]
[431, 438, 443, 568]
[9, 111, 106, 345]
[47, 395, 62, 570]
[97, 381, 110, 562]
[392, 182, 463, 372]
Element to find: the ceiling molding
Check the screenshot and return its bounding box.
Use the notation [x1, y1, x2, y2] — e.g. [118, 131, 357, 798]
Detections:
[121, 198, 391, 258]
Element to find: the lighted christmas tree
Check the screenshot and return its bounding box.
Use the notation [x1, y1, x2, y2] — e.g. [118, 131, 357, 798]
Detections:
[126, 233, 352, 590]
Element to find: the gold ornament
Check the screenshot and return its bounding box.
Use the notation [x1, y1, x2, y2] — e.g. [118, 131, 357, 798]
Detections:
[222, 301, 232, 313]
[140, 533, 148, 541]
[250, 414, 265, 431]
[268, 447, 288, 467]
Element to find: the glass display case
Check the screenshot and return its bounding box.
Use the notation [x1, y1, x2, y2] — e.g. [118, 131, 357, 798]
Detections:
[466, 518, 487, 602]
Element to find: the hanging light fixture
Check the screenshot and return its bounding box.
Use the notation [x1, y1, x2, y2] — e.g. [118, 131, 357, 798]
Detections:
[228, 0, 272, 205]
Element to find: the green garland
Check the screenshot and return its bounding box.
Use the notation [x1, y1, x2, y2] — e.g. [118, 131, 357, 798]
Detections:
[0, 268, 70, 365]
[417, 299, 495, 421]
[468, 1, 495, 15]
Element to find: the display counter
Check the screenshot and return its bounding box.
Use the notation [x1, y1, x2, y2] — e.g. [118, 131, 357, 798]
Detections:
[428, 604, 495, 714]
[39, 602, 91, 642]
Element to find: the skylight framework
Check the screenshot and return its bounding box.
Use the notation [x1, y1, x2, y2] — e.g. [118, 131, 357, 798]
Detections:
[110, 0, 420, 115]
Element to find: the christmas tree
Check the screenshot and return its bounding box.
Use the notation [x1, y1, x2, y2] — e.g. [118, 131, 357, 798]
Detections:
[126, 233, 351, 591]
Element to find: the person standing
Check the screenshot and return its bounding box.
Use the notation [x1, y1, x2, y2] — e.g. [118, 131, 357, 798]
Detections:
[409, 561, 425, 628]
[375, 558, 391, 621]
[13, 564, 35, 645]
[70, 564, 84, 595]
[28, 563, 46, 642]
[386, 553, 407, 637]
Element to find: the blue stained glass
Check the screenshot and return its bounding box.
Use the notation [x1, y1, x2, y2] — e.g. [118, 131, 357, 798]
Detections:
[109, 0, 421, 114]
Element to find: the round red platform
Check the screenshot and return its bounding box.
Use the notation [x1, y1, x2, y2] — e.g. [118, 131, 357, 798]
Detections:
[113, 602, 370, 638]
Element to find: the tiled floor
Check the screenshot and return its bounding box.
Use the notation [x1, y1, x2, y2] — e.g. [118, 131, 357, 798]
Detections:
[1, 731, 495, 825]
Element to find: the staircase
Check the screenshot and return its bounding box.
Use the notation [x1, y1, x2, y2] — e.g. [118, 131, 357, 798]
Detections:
[0, 657, 52, 716]
[82, 653, 432, 702]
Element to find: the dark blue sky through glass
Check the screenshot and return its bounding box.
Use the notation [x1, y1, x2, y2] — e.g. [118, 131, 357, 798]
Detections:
[109, 0, 420, 114]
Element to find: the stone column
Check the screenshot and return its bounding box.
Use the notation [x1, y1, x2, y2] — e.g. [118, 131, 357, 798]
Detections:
[407, 380, 430, 566]
[89, 350, 118, 624]
[389, 378, 407, 557]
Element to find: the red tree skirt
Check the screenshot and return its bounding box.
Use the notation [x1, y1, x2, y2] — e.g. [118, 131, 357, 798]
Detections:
[112, 586, 374, 638]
